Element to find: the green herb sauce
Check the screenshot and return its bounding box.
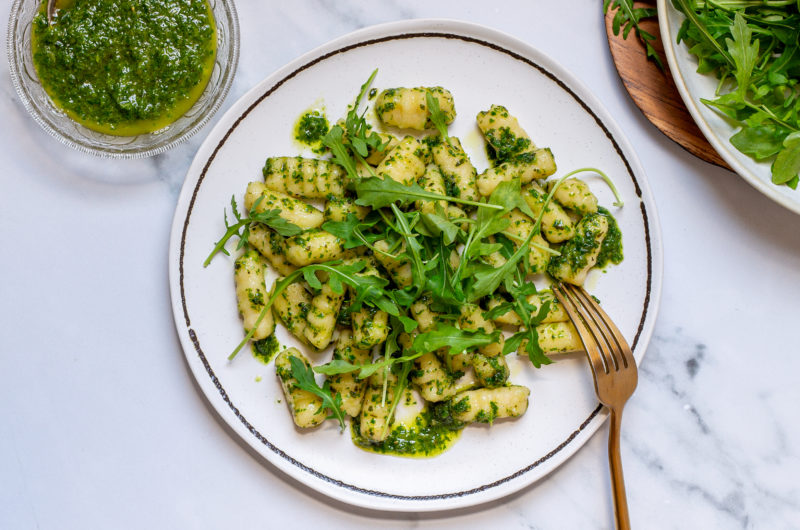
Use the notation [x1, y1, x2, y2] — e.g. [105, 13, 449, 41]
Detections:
[252, 335, 280, 365]
[595, 206, 624, 268]
[485, 127, 531, 165]
[32, 0, 217, 136]
[547, 213, 605, 275]
[294, 110, 329, 154]
[351, 411, 461, 458]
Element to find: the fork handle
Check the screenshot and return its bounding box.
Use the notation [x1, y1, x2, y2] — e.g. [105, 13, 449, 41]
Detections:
[609, 407, 631, 530]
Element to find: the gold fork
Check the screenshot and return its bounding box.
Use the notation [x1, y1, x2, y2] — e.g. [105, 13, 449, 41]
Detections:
[552, 282, 638, 530]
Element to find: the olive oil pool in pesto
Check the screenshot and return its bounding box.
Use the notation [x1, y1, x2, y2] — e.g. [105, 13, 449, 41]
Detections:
[31, 0, 217, 136]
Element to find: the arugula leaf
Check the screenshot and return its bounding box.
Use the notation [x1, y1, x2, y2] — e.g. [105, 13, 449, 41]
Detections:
[730, 124, 789, 160]
[322, 212, 385, 252]
[468, 229, 534, 302]
[483, 300, 515, 321]
[726, 13, 759, 102]
[420, 212, 460, 246]
[204, 195, 302, 266]
[313, 359, 360, 376]
[322, 126, 360, 182]
[288, 355, 346, 431]
[411, 325, 500, 356]
[772, 132, 800, 185]
[426, 90, 450, 142]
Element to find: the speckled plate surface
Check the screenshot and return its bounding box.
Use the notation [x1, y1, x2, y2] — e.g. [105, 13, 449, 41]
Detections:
[168, 19, 663, 511]
[658, 0, 800, 215]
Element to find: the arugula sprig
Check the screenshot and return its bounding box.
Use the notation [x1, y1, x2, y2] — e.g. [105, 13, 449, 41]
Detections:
[287, 355, 346, 431]
[204, 195, 303, 266]
[604, 0, 664, 70]
[322, 69, 388, 182]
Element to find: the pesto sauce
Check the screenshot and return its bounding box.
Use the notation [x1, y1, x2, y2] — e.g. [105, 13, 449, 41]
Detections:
[294, 110, 329, 154]
[485, 127, 532, 165]
[351, 411, 461, 458]
[32, 0, 217, 136]
[595, 207, 624, 268]
[252, 335, 280, 365]
[547, 213, 604, 275]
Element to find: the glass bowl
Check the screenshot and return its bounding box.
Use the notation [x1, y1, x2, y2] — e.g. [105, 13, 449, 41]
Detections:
[6, 0, 240, 159]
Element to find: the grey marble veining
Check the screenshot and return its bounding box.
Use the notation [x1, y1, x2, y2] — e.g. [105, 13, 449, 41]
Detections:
[2, 1, 800, 528]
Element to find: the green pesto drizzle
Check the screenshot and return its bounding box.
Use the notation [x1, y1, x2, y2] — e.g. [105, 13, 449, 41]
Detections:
[547, 212, 605, 275]
[252, 335, 280, 365]
[351, 411, 461, 458]
[32, 0, 217, 136]
[294, 110, 329, 154]
[595, 206, 624, 268]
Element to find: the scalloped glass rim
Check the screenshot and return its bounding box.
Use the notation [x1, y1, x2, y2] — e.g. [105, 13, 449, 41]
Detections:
[6, 0, 240, 159]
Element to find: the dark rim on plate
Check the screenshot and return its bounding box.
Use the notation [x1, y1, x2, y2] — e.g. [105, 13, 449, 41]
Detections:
[178, 31, 654, 502]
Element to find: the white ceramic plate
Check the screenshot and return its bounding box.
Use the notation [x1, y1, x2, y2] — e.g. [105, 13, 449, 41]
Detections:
[658, 0, 800, 215]
[168, 19, 663, 511]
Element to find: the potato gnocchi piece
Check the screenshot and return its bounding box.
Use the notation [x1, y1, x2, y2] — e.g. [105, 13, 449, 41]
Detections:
[459, 304, 507, 387]
[548, 178, 598, 215]
[410, 293, 439, 332]
[272, 279, 311, 342]
[360, 371, 398, 442]
[458, 304, 502, 357]
[323, 196, 369, 223]
[523, 182, 575, 243]
[443, 350, 473, 374]
[449, 386, 530, 424]
[234, 249, 275, 341]
[517, 321, 583, 357]
[375, 86, 455, 130]
[534, 321, 583, 354]
[476, 148, 557, 197]
[547, 213, 609, 286]
[373, 239, 412, 288]
[304, 281, 344, 350]
[262, 156, 346, 199]
[244, 181, 323, 230]
[284, 229, 346, 266]
[476, 104, 533, 162]
[415, 163, 448, 214]
[411, 352, 457, 402]
[352, 306, 389, 349]
[447, 204, 470, 232]
[328, 330, 372, 417]
[275, 348, 326, 428]
[471, 353, 509, 389]
[375, 136, 427, 186]
[247, 224, 297, 276]
[504, 210, 551, 273]
[431, 137, 479, 202]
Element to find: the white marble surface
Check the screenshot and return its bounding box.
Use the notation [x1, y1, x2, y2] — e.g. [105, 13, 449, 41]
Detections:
[1, 1, 799, 528]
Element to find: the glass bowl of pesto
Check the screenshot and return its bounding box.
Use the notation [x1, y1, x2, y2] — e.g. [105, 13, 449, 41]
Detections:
[7, 0, 240, 158]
